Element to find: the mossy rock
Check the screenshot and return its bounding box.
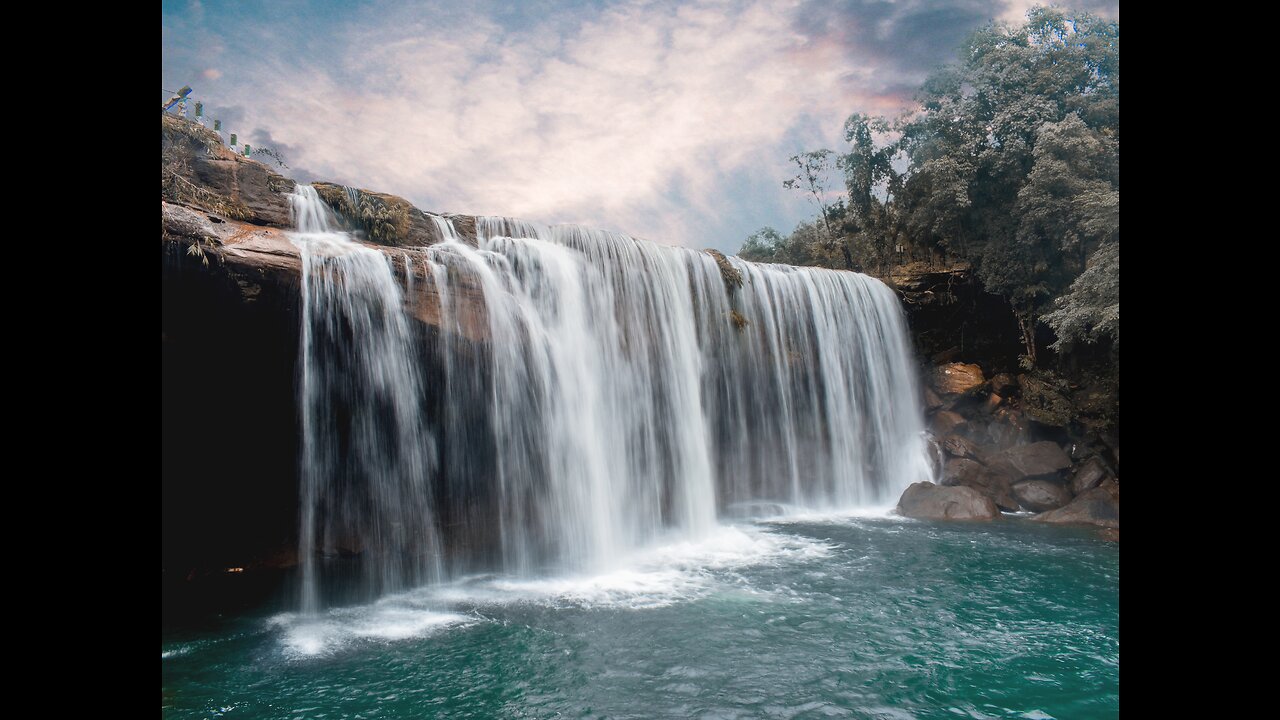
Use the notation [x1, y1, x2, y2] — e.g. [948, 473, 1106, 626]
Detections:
[1017, 372, 1073, 427]
[312, 183, 436, 247]
[705, 249, 743, 292]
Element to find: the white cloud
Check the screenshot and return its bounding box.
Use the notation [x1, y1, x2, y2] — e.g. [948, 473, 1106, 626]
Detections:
[194, 0, 891, 246]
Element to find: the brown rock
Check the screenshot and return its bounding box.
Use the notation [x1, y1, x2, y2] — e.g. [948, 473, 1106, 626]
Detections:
[941, 458, 1019, 511]
[1034, 483, 1119, 528]
[999, 441, 1072, 480]
[162, 114, 293, 227]
[931, 363, 985, 397]
[940, 434, 982, 460]
[982, 393, 1003, 414]
[1099, 528, 1119, 542]
[1012, 479, 1073, 512]
[941, 458, 983, 486]
[896, 482, 999, 521]
[313, 182, 437, 247]
[1070, 456, 1113, 495]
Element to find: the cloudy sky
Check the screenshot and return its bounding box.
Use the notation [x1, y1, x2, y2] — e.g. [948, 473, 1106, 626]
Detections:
[162, 0, 1118, 253]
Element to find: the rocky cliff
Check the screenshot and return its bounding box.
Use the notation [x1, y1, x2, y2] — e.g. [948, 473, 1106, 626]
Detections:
[162, 112, 1118, 617]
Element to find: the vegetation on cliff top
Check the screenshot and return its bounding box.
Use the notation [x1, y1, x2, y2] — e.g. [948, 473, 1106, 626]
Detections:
[740, 6, 1118, 374]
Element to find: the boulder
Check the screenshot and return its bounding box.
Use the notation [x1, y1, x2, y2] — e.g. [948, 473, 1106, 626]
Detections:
[1034, 483, 1119, 528]
[940, 458, 983, 485]
[999, 441, 1072, 480]
[896, 482, 1000, 521]
[1012, 479, 1073, 512]
[931, 363, 985, 398]
[1070, 456, 1113, 495]
[941, 459, 1019, 511]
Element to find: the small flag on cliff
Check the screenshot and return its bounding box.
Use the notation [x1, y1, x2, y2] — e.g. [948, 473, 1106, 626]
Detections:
[214, 119, 221, 132]
[163, 85, 192, 112]
[244, 145, 252, 157]
[195, 102, 203, 118]
[230, 133, 237, 146]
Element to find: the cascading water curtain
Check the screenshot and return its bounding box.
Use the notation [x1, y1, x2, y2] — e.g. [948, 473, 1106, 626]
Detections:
[291, 187, 441, 613]
[289, 192, 932, 610]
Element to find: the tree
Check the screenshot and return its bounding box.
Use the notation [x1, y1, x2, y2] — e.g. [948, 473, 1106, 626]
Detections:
[895, 6, 1119, 365]
[1042, 241, 1119, 352]
[783, 150, 841, 256]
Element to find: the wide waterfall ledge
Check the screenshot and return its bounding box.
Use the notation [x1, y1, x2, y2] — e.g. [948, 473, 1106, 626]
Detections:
[287, 185, 934, 612]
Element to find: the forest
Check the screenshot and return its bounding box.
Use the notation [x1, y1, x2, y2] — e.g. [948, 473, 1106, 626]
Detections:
[740, 8, 1118, 373]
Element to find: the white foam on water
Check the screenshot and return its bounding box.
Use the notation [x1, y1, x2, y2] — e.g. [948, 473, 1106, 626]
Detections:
[432, 524, 834, 610]
[755, 503, 905, 525]
[269, 596, 473, 658]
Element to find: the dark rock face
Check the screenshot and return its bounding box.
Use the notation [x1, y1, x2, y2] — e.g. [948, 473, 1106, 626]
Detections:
[896, 482, 1000, 521]
[999, 441, 1072, 480]
[1012, 480, 1073, 513]
[1035, 483, 1119, 528]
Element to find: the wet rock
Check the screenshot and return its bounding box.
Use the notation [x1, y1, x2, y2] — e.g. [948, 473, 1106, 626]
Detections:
[1012, 479, 1073, 513]
[1034, 483, 1119, 528]
[896, 482, 999, 521]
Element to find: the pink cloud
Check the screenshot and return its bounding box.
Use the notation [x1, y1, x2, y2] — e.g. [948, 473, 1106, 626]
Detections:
[193, 0, 930, 246]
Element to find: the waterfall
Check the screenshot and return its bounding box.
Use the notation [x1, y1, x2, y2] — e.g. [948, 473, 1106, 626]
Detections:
[290, 187, 441, 614]
[290, 185, 932, 609]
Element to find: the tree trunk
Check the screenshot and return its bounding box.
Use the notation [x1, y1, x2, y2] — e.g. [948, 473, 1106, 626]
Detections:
[1016, 311, 1038, 366]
